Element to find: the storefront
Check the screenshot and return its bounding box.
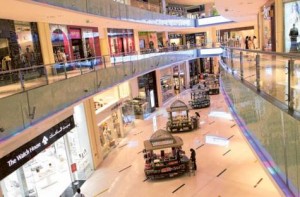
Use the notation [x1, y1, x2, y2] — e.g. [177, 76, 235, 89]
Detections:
[158, 67, 175, 103]
[137, 71, 158, 113]
[220, 26, 255, 48]
[50, 24, 101, 62]
[284, 0, 300, 52]
[93, 83, 132, 157]
[189, 59, 201, 87]
[0, 104, 93, 197]
[173, 63, 186, 92]
[138, 32, 158, 52]
[108, 28, 135, 56]
[185, 32, 207, 47]
[0, 19, 43, 70]
[168, 34, 183, 46]
[261, 1, 275, 51]
[200, 57, 216, 74]
[166, 5, 186, 17]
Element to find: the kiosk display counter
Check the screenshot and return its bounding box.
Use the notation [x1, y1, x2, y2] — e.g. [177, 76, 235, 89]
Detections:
[199, 73, 220, 95]
[189, 89, 210, 109]
[143, 129, 189, 179]
[166, 100, 199, 132]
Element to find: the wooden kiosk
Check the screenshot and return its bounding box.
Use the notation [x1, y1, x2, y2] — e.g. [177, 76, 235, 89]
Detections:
[166, 100, 199, 132]
[143, 129, 189, 179]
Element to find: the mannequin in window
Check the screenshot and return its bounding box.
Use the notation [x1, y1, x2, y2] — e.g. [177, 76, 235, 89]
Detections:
[290, 24, 299, 52]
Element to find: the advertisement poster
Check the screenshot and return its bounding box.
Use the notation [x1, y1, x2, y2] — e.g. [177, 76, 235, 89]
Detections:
[284, 1, 300, 52]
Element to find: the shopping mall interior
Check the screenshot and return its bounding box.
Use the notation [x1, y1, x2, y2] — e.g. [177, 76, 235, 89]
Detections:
[0, 0, 300, 196]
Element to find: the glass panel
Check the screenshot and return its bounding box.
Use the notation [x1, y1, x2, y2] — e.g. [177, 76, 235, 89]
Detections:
[221, 69, 300, 193]
[0, 93, 29, 141]
[242, 51, 256, 86]
[0, 71, 22, 98]
[22, 66, 47, 90]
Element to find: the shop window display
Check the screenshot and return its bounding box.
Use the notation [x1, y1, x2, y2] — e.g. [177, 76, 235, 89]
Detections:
[122, 100, 135, 134]
[284, 1, 300, 52]
[161, 75, 174, 102]
[99, 114, 122, 156]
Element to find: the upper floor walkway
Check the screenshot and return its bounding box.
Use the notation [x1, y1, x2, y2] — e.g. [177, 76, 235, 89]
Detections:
[0, 45, 223, 143]
[3, 0, 232, 29]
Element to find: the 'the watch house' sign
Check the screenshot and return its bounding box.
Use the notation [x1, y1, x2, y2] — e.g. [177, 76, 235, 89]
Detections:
[0, 115, 75, 180]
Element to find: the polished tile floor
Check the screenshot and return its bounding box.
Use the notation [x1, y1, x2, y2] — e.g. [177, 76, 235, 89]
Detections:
[80, 89, 283, 197]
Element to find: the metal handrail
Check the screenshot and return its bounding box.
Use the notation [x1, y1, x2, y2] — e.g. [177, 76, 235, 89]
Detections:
[223, 46, 300, 59]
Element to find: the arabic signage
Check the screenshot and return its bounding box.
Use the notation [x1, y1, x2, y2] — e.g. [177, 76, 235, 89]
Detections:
[0, 116, 75, 180]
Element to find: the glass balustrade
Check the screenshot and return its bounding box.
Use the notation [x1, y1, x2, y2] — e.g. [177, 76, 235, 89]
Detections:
[32, 0, 195, 27]
[0, 49, 199, 141]
[221, 47, 300, 114]
[221, 70, 300, 196]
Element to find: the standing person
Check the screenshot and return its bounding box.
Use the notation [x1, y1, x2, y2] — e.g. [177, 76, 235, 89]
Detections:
[74, 188, 85, 197]
[289, 24, 299, 52]
[248, 37, 254, 50]
[253, 36, 258, 49]
[190, 148, 197, 170]
[245, 36, 249, 49]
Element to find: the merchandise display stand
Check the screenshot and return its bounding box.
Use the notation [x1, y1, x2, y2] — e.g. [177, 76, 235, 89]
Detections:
[166, 100, 199, 132]
[189, 89, 210, 109]
[203, 73, 220, 95]
[129, 97, 150, 119]
[143, 129, 189, 179]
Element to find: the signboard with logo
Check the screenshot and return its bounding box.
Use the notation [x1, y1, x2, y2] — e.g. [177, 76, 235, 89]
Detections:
[0, 116, 75, 180]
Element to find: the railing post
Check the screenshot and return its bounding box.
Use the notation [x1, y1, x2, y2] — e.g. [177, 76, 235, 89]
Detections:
[255, 53, 260, 91]
[63, 63, 67, 79]
[44, 66, 49, 85]
[80, 61, 83, 75]
[230, 49, 234, 74]
[240, 51, 244, 80]
[288, 59, 294, 111]
[19, 70, 25, 91]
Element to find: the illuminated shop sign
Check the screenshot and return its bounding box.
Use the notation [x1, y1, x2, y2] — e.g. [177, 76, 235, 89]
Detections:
[0, 116, 75, 180]
[151, 139, 174, 147]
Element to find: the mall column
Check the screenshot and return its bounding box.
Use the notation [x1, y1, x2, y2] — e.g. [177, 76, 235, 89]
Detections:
[133, 30, 140, 54]
[100, 28, 111, 67]
[83, 99, 104, 167]
[37, 22, 55, 81]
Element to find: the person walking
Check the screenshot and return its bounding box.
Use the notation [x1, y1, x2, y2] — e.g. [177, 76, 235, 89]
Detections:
[190, 148, 197, 170]
[74, 188, 85, 197]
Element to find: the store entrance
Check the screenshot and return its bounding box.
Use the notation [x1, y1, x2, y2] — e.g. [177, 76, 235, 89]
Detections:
[1, 138, 71, 197]
[71, 39, 84, 60]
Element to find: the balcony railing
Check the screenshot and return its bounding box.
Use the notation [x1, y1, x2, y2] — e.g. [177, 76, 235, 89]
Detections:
[0, 43, 222, 99]
[32, 0, 195, 27]
[221, 46, 300, 118]
[0, 49, 198, 142]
